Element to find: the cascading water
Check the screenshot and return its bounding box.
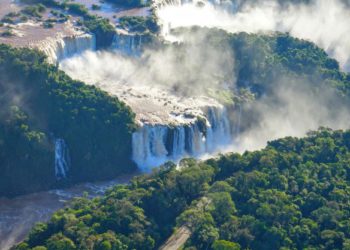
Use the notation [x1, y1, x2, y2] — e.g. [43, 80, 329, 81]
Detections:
[172, 126, 186, 158]
[206, 106, 231, 147]
[132, 125, 169, 168]
[112, 33, 143, 55]
[54, 139, 70, 180]
[132, 106, 234, 171]
[41, 33, 96, 63]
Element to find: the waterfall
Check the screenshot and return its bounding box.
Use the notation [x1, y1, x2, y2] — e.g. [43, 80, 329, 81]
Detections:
[132, 125, 169, 169]
[40, 33, 96, 64]
[112, 33, 143, 55]
[206, 106, 231, 147]
[172, 126, 186, 159]
[54, 139, 70, 180]
[185, 123, 206, 156]
[132, 106, 233, 171]
[56, 34, 96, 61]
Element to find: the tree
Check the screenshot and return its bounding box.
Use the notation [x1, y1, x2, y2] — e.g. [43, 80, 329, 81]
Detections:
[46, 233, 76, 250]
[212, 240, 241, 250]
[209, 192, 237, 224]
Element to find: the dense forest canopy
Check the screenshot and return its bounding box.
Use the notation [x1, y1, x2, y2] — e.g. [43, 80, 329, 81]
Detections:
[0, 45, 136, 197]
[0, 0, 350, 248]
[15, 128, 350, 249]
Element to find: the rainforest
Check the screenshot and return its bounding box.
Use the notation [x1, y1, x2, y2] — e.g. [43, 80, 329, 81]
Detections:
[0, 0, 349, 249]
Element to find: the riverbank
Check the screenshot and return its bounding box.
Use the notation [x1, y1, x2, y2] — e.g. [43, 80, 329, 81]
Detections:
[0, 174, 134, 250]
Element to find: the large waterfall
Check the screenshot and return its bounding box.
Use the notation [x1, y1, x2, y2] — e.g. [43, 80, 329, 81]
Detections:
[40, 33, 96, 63]
[132, 106, 233, 171]
[54, 139, 70, 180]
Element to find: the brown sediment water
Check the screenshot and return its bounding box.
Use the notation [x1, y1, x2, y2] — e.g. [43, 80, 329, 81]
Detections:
[0, 21, 82, 48]
[0, 174, 133, 250]
[69, 0, 150, 24]
[0, 0, 22, 19]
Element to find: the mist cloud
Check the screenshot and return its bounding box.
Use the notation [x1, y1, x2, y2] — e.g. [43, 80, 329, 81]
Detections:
[61, 31, 235, 97]
[232, 77, 350, 152]
[157, 0, 350, 71]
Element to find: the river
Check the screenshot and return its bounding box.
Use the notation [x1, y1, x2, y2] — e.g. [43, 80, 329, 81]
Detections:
[0, 175, 133, 250]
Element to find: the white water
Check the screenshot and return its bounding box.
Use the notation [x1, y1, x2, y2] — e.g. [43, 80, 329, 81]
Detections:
[40, 33, 96, 63]
[54, 139, 70, 180]
[132, 106, 234, 171]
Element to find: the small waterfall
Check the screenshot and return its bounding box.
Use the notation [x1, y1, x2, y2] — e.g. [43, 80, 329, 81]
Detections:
[40, 33, 96, 63]
[132, 106, 233, 171]
[54, 139, 70, 180]
[112, 33, 143, 55]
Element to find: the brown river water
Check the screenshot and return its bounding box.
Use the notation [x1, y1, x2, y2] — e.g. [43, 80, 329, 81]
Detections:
[0, 175, 133, 250]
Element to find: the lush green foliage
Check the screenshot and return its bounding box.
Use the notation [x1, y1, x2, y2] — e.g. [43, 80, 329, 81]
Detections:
[16, 128, 350, 249]
[0, 45, 136, 196]
[228, 31, 350, 96]
[118, 15, 159, 34]
[21, 4, 46, 18]
[57, 2, 117, 49]
[66, 3, 90, 16]
[83, 16, 116, 49]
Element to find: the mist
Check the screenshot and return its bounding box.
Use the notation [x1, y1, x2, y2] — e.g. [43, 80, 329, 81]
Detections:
[232, 78, 350, 153]
[60, 32, 235, 97]
[61, 47, 350, 156]
[157, 0, 350, 71]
